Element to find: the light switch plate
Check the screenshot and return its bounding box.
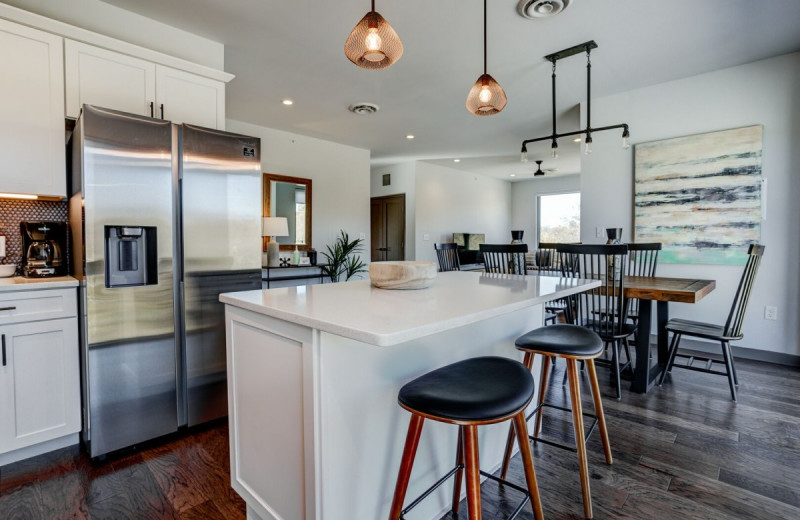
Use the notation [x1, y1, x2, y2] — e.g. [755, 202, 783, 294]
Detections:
[423, 234, 430, 241]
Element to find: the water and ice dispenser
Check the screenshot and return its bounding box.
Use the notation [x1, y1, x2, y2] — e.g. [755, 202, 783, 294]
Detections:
[104, 226, 158, 287]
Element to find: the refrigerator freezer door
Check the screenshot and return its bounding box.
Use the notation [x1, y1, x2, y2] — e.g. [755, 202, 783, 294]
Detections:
[77, 105, 177, 457]
[180, 124, 261, 426]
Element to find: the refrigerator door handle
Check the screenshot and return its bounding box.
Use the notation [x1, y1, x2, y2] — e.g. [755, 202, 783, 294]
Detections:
[2, 334, 6, 366]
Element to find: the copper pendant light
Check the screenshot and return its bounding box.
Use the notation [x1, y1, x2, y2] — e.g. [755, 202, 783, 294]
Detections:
[344, 0, 403, 70]
[466, 0, 507, 116]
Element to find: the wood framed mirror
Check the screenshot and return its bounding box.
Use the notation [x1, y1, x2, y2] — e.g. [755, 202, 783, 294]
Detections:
[262, 173, 312, 251]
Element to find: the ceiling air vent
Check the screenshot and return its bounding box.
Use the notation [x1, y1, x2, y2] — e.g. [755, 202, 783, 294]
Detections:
[517, 0, 571, 19]
[348, 102, 380, 115]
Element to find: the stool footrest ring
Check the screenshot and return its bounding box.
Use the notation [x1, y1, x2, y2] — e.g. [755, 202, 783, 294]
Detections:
[400, 465, 532, 520]
[525, 402, 599, 453]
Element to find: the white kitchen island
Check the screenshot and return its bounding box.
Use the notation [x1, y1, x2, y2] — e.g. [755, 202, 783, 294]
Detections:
[220, 271, 599, 520]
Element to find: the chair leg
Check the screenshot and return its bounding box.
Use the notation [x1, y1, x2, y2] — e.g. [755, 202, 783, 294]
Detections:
[720, 341, 738, 402]
[463, 424, 482, 520]
[452, 427, 464, 513]
[659, 332, 682, 386]
[586, 359, 612, 465]
[622, 337, 632, 367]
[534, 355, 551, 437]
[612, 340, 622, 400]
[513, 410, 544, 520]
[566, 358, 593, 519]
[388, 415, 425, 520]
[727, 341, 739, 385]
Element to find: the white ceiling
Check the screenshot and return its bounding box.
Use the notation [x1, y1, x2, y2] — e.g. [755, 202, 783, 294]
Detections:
[93, 0, 800, 180]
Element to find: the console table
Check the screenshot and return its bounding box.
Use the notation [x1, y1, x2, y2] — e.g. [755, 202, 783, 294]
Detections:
[262, 264, 330, 288]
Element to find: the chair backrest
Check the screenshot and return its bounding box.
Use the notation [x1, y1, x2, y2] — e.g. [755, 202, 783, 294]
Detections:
[626, 243, 661, 277]
[724, 244, 765, 338]
[434, 243, 461, 272]
[625, 243, 661, 318]
[479, 243, 528, 275]
[535, 242, 560, 276]
[556, 243, 629, 339]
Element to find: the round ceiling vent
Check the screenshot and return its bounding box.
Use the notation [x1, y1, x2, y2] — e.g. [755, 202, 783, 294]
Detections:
[348, 102, 380, 115]
[517, 0, 571, 19]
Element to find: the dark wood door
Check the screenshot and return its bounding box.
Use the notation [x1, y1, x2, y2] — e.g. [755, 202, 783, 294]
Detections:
[370, 194, 405, 261]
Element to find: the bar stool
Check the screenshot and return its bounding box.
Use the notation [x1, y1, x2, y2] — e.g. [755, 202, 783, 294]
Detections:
[388, 356, 544, 520]
[500, 325, 612, 519]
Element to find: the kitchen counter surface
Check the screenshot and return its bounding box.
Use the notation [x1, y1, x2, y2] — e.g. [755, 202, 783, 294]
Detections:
[0, 276, 79, 292]
[221, 270, 599, 347]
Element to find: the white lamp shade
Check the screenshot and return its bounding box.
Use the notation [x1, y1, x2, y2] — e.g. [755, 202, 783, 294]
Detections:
[262, 217, 289, 237]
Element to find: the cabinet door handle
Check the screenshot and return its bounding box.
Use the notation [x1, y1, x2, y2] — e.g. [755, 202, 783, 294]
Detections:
[0, 306, 15, 311]
[149, 101, 154, 118]
[160, 104, 165, 119]
[2, 334, 6, 367]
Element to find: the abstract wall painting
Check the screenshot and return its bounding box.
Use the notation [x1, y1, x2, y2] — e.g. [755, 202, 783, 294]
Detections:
[634, 125, 762, 265]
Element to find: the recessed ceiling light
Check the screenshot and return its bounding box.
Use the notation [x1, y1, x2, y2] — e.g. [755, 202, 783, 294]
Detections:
[453, 159, 461, 163]
[281, 99, 293, 106]
[510, 173, 516, 177]
[406, 134, 415, 140]
[573, 137, 581, 142]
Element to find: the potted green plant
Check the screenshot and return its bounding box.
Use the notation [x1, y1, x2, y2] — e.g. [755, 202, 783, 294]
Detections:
[320, 230, 367, 283]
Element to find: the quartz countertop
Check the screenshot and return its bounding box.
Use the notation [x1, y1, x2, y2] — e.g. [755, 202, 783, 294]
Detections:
[0, 276, 79, 292]
[220, 271, 599, 347]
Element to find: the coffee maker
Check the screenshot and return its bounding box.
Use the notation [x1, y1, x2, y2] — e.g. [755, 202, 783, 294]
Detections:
[20, 221, 67, 277]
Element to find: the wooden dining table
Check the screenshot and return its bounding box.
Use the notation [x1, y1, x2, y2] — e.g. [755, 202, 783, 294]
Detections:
[623, 275, 716, 393]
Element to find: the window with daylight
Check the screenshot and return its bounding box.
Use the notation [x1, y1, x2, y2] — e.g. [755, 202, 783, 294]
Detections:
[537, 192, 581, 244]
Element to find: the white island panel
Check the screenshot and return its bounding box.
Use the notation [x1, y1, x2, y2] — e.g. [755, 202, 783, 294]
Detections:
[223, 271, 600, 520]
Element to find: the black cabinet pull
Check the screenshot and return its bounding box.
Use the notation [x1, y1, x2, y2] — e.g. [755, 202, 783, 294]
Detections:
[0, 306, 16, 311]
[160, 104, 164, 119]
[2, 334, 6, 367]
[149, 101, 154, 117]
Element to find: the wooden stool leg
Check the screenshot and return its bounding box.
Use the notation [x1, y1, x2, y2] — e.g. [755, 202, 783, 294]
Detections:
[463, 424, 482, 520]
[388, 415, 424, 520]
[534, 355, 551, 437]
[513, 411, 544, 520]
[566, 358, 593, 519]
[586, 359, 612, 465]
[452, 427, 465, 513]
[501, 352, 535, 480]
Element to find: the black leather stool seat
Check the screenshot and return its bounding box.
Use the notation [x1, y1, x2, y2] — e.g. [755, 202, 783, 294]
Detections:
[398, 357, 534, 422]
[515, 324, 603, 358]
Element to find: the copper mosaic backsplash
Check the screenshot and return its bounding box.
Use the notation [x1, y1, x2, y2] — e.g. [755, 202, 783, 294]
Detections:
[0, 199, 68, 267]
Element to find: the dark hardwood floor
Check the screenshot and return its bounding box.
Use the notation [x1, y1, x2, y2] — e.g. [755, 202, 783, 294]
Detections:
[1, 352, 799, 519]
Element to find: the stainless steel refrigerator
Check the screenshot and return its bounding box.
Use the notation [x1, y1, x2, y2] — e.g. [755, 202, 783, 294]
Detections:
[69, 105, 262, 458]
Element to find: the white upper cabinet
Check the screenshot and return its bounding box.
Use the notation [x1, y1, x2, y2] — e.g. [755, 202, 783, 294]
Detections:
[65, 40, 156, 119]
[0, 19, 66, 198]
[156, 65, 225, 130]
[65, 40, 226, 129]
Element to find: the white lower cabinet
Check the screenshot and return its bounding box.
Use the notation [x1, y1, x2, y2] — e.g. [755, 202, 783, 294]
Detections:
[0, 287, 80, 465]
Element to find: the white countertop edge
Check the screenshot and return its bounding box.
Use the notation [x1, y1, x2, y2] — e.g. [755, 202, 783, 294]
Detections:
[221, 278, 600, 347]
[0, 276, 79, 292]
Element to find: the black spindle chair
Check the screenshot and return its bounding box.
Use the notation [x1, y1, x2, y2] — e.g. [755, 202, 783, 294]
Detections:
[557, 243, 634, 399]
[479, 243, 528, 275]
[659, 244, 765, 402]
[434, 243, 461, 272]
[625, 243, 662, 333]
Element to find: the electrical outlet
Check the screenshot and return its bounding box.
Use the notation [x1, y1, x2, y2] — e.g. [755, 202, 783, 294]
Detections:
[596, 227, 603, 238]
[359, 233, 365, 240]
[764, 306, 778, 320]
[423, 234, 430, 241]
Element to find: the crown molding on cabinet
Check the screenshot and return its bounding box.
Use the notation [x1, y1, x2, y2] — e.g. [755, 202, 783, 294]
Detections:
[0, 3, 234, 83]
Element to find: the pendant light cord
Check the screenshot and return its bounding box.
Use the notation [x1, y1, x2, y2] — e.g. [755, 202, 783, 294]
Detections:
[483, 0, 487, 74]
[371, 0, 375, 12]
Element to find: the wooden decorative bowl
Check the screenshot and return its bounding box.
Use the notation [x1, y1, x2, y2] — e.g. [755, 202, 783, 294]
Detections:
[369, 261, 437, 290]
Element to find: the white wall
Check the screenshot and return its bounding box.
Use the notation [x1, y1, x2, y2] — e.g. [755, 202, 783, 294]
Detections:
[227, 119, 372, 268]
[414, 162, 511, 264]
[580, 52, 800, 356]
[2, 0, 224, 69]
[370, 162, 416, 260]
[511, 175, 581, 249]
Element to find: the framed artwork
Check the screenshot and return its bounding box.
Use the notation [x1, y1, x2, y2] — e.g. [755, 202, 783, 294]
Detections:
[634, 125, 763, 265]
